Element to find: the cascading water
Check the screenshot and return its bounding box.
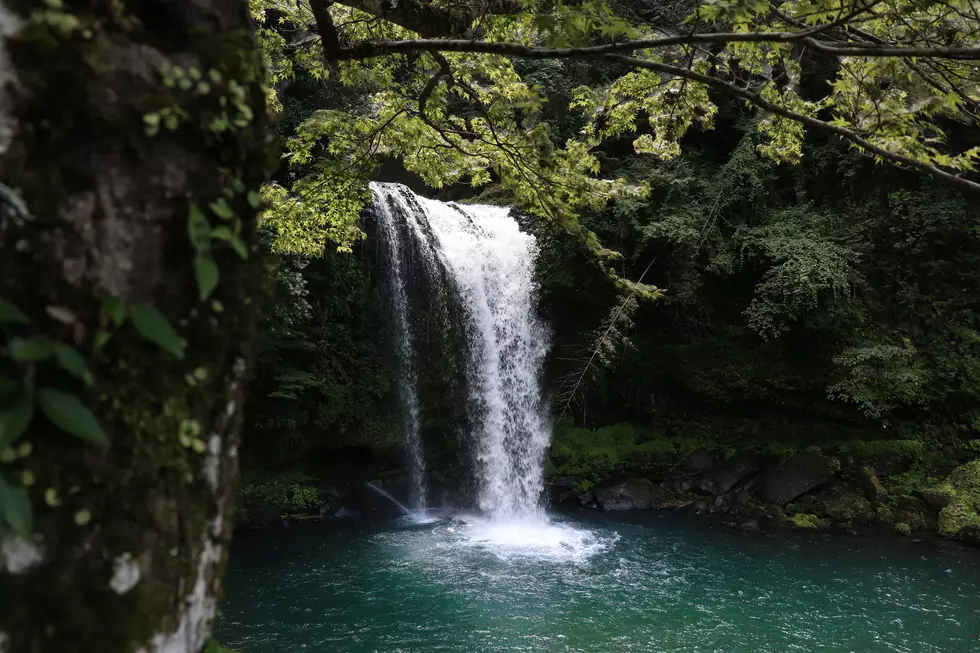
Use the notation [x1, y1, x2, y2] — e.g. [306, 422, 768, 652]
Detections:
[370, 183, 551, 521]
[372, 191, 429, 510]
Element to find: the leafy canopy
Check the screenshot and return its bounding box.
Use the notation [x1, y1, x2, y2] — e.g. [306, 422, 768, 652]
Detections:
[250, 0, 980, 293]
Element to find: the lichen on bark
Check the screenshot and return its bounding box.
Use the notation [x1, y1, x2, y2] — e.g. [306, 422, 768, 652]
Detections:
[0, 1, 271, 652]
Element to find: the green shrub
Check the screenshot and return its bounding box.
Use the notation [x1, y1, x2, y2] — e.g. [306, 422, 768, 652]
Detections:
[895, 522, 912, 536]
[238, 471, 322, 510]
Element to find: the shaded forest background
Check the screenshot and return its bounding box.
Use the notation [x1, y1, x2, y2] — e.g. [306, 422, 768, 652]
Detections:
[238, 1, 980, 526]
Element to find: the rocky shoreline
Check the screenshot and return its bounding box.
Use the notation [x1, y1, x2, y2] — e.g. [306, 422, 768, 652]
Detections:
[550, 448, 980, 548]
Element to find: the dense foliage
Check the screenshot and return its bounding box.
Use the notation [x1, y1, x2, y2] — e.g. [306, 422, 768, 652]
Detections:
[234, 0, 980, 543]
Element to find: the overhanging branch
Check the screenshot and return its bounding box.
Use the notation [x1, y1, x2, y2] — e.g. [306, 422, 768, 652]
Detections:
[322, 34, 980, 193]
[334, 0, 522, 38]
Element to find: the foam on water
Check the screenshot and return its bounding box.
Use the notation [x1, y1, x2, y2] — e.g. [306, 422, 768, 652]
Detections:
[445, 514, 619, 563]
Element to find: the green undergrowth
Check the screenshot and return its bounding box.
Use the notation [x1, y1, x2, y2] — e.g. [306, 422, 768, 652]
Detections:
[237, 470, 325, 511]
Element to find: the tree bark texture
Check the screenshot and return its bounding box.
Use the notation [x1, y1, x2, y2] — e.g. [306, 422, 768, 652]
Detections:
[0, 2, 269, 652]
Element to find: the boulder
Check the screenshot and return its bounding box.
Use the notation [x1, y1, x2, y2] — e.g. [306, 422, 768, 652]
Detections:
[919, 488, 954, 511]
[756, 453, 834, 506]
[578, 491, 597, 509]
[684, 450, 716, 474]
[855, 466, 887, 502]
[699, 456, 761, 495]
[594, 479, 668, 510]
[872, 454, 912, 477]
[739, 519, 761, 533]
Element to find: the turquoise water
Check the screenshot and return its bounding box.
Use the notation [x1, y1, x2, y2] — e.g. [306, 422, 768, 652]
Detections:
[217, 510, 979, 652]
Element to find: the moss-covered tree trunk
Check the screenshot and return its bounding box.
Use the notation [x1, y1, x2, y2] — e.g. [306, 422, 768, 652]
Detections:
[0, 2, 269, 652]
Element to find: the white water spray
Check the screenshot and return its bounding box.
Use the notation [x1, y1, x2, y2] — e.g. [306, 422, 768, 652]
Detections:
[373, 193, 428, 510]
[370, 183, 552, 521]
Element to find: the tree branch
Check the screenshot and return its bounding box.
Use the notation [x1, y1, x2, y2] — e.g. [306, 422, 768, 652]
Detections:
[336, 33, 980, 62]
[334, 0, 522, 38]
[603, 54, 980, 194]
[323, 35, 980, 193]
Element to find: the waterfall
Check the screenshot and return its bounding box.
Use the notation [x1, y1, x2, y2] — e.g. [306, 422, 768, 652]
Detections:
[370, 182, 552, 520]
[373, 190, 429, 510]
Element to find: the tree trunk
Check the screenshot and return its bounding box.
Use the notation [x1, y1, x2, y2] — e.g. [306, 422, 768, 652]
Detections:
[0, 2, 268, 652]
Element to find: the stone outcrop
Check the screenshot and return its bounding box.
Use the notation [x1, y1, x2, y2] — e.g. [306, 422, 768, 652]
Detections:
[756, 453, 834, 505]
[699, 456, 760, 495]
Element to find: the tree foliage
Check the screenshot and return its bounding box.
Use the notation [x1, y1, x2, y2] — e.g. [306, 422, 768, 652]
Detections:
[249, 0, 980, 274]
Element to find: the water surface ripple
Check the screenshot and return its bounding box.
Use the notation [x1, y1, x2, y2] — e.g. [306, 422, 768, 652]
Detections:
[217, 511, 980, 653]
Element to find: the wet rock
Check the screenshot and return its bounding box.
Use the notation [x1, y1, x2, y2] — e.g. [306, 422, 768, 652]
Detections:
[595, 479, 668, 510]
[578, 491, 597, 509]
[736, 489, 753, 504]
[333, 507, 361, 519]
[740, 519, 761, 533]
[693, 500, 709, 514]
[756, 453, 834, 506]
[873, 454, 911, 477]
[699, 456, 760, 495]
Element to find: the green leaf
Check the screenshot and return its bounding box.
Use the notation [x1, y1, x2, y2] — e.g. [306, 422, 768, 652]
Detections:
[102, 296, 126, 327]
[0, 377, 17, 402]
[0, 391, 33, 450]
[211, 225, 235, 241]
[195, 256, 219, 301]
[0, 474, 33, 536]
[130, 304, 185, 359]
[12, 338, 56, 361]
[187, 202, 212, 253]
[93, 330, 112, 351]
[38, 388, 108, 446]
[208, 198, 235, 221]
[229, 236, 248, 259]
[212, 227, 248, 259]
[247, 190, 262, 209]
[0, 300, 29, 325]
[55, 346, 93, 386]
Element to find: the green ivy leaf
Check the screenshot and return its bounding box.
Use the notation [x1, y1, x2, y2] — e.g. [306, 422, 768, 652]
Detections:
[187, 202, 212, 253]
[38, 388, 108, 446]
[0, 474, 33, 536]
[208, 198, 235, 221]
[0, 391, 33, 450]
[12, 338, 56, 361]
[229, 236, 248, 259]
[102, 296, 126, 327]
[211, 227, 248, 259]
[210, 225, 235, 241]
[0, 300, 29, 325]
[130, 304, 185, 359]
[55, 346, 93, 386]
[195, 256, 219, 301]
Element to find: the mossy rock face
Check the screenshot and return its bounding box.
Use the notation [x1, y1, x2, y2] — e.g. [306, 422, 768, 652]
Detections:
[895, 523, 912, 536]
[796, 488, 874, 524]
[788, 512, 831, 531]
[932, 460, 980, 539]
[855, 465, 887, 502]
